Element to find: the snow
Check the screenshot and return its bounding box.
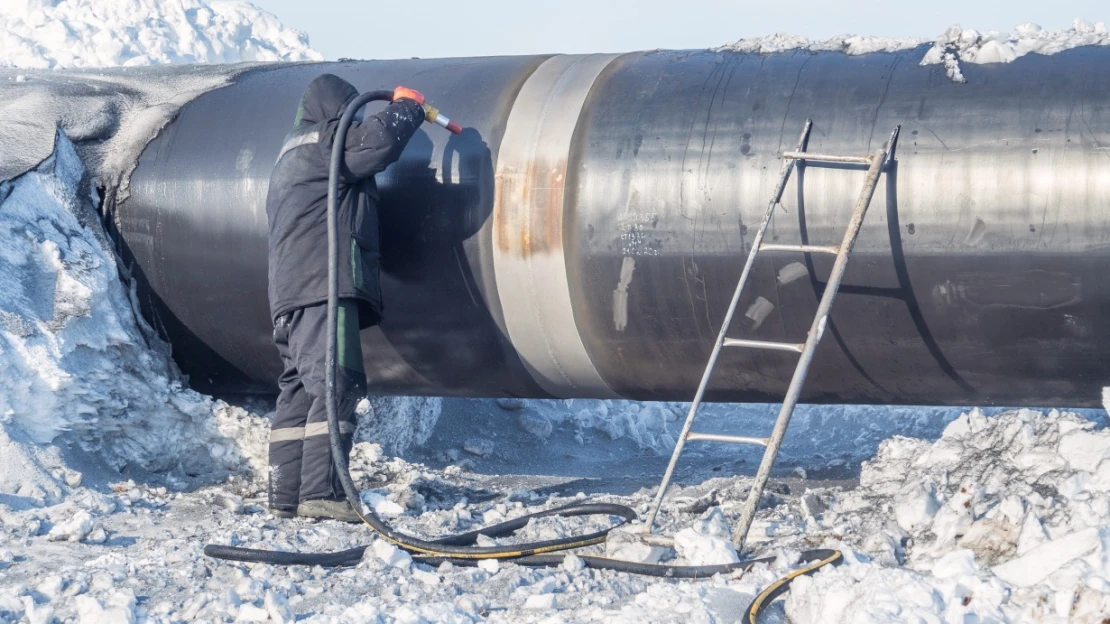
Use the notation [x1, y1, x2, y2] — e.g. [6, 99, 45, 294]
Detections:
[777, 409, 1110, 622]
[45, 510, 95, 542]
[361, 490, 406, 518]
[605, 526, 667, 564]
[922, 20, 1110, 67]
[0, 131, 267, 493]
[523, 593, 557, 610]
[720, 20, 1110, 84]
[0, 0, 322, 69]
[6, 406, 1095, 623]
[673, 508, 741, 566]
[372, 540, 413, 571]
[73, 591, 137, 624]
[719, 33, 926, 56]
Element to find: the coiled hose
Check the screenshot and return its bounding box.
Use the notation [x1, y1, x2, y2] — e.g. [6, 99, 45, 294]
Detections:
[203, 91, 841, 614]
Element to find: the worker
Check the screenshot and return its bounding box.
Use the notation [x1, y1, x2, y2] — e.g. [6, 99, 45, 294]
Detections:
[264, 74, 426, 522]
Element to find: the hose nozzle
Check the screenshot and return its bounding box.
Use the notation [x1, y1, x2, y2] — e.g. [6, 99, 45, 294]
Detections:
[424, 104, 463, 135]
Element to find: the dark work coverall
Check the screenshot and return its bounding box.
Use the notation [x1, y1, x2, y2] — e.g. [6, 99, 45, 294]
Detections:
[265, 74, 425, 513]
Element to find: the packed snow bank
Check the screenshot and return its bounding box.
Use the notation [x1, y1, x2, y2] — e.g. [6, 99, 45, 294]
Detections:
[924, 20, 1110, 66]
[777, 408, 1110, 622]
[719, 33, 925, 56]
[355, 396, 442, 457]
[922, 20, 1110, 84]
[435, 397, 963, 480]
[0, 131, 269, 504]
[720, 20, 1110, 84]
[0, 0, 322, 69]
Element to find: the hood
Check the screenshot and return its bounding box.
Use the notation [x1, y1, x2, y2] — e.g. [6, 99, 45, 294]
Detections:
[294, 73, 359, 126]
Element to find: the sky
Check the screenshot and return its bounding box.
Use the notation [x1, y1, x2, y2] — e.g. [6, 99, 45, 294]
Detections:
[251, 0, 1106, 60]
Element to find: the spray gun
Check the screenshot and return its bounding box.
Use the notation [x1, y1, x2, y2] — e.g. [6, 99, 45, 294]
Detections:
[391, 86, 462, 135]
[423, 104, 462, 135]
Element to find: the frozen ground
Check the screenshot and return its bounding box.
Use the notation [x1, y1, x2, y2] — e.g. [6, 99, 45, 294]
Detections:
[4, 399, 1110, 622]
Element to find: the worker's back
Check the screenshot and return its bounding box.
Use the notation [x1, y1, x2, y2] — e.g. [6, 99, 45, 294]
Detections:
[265, 73, 425, 329]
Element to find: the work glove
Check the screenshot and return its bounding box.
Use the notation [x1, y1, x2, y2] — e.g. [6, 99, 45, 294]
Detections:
[393, 86, 425, 105]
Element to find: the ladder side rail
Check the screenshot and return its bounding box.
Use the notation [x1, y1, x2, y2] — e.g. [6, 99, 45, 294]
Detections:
[642, 120, 813, 533]
[731, 145, 889, 549]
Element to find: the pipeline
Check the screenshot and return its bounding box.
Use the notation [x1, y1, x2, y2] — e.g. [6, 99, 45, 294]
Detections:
[119, 49, 1110, 408]
[202, 92, 842, 612]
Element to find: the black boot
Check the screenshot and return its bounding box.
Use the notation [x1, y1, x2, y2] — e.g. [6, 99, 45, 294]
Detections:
[297, 496, 361, 523]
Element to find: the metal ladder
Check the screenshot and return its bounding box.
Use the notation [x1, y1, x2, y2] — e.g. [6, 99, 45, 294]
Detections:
[643, 119, 901, 550]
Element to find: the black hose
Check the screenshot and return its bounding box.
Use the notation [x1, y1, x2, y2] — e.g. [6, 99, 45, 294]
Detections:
[416, 554, 778, 578]
[202, 91, 841, 596]
[745, 549, 844, 623]
[204, 544, 368, 567]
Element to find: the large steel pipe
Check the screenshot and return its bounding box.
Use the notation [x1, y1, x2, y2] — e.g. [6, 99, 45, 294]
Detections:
[118, 47, 1110, 406]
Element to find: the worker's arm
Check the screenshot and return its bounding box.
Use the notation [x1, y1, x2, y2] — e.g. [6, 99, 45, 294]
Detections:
[340, 88, 426, 181]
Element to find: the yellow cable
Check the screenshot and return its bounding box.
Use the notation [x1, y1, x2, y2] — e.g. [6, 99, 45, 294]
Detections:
[746, 550, 843, 623]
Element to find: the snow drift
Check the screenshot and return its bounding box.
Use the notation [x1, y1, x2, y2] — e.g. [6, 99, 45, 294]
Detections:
[775, 408, 1110, 622]
[0, 0, 323, 69]
[0, 131, 270, 502]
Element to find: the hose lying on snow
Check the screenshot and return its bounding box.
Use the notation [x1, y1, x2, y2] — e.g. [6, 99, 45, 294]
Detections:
[203, 90, 842, 597]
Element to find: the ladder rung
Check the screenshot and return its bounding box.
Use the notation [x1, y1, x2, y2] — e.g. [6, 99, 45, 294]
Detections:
[782, 151, 872, 165]
[686, 433, 770, 446]
[723, 338, 805, 353]
[759, 243, 839, 255]
[638, 534, 675, 548]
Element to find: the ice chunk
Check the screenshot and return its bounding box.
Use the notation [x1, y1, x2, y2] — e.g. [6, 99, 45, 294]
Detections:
[21, 596, 53, 624]
[361, 491, 404, 518]
[372, 540, 412, 570]
[518, 412, 553, 439]
[412, 569, 441, 586]
[992, 527, 1103, 587]
[263, 591, 294, 624]
[561, 554, 586, 573]
[73, 590, 136, 624]
[524, 593, 557, 610]
[893, 483, 940, 532]
[47, 510, 94, 542]
[235, 604, 270, 622]
[674, 508, 741, 566]
[604, 526, 666, 564]
[477, 559, 501, 574]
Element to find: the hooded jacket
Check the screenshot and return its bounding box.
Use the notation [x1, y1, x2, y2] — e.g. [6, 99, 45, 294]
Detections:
[265, 74, 425, 327]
